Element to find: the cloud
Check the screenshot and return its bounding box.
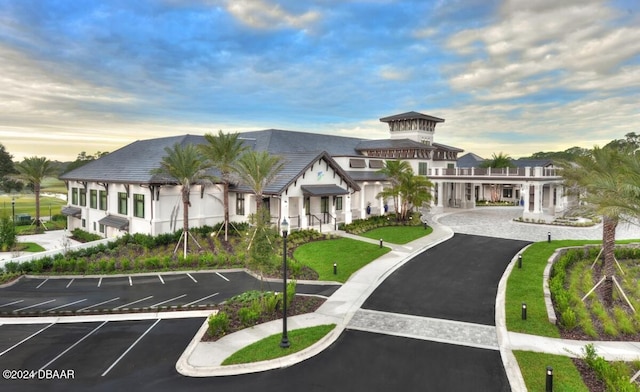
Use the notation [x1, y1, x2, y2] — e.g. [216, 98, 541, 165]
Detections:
[224, 0, 321, 30]
[445, 0, 640, 100]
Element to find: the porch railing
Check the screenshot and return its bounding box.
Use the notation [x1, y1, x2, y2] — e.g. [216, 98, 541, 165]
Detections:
[428, 166, 561, 178]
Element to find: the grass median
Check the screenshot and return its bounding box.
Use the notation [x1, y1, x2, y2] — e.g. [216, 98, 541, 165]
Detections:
[358, 225, 433, 244]
[222, 324, 336, 365]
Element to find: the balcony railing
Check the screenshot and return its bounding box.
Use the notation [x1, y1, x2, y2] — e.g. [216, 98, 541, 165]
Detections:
[428, 166, 561, 178]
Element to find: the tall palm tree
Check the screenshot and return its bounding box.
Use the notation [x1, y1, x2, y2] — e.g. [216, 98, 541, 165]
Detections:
[199, 131, 248, 241]
[14, 156, 56, 231]
[559, 146, 633, 304]
[151, 143, 212, 258]
[233, 150, 285, 216]
[377, 160, 412, 220]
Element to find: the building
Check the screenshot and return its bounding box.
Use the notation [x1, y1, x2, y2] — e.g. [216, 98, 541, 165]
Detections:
[59, 111, 563, 238]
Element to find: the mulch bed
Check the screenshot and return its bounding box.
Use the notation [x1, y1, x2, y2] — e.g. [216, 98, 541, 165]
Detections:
[201, 295, 326, 342]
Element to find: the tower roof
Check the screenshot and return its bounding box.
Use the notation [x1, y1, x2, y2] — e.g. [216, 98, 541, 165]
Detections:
[379, 111, 445, 123]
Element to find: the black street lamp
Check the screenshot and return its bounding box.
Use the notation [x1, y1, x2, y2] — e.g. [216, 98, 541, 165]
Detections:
[11, 197, 15, 223]
[280, 218, 290, 349]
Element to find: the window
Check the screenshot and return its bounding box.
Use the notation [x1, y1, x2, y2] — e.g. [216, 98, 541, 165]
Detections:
[236, 193, 245, 216]
[82, 218, 86, 227]
[418, 162, 428, 176]
[99, 190, 107, 211]
[118, 192, 128, 215]
[99, 224, 105, 233]
[90, 189, 97, 209]
[79, 189, 87, 206]
[503, 188, 513, 198]
[71, 187, 78, 205]
[335, 196, 343, 211]
[134, 194, 145, 218]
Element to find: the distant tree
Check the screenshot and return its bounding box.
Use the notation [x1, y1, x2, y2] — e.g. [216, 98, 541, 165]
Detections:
[14, 157, 56, 231]
[604, 132, 640, 151]
[63, 151, 110, 174]
[527, 146, 590, 161]
[151, 143, 212, 258]
[0, 143, 19, 193]
[199, 131, 248, 241]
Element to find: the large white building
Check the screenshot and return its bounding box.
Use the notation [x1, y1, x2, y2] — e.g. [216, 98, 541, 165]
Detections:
[59, 111, 564, 238]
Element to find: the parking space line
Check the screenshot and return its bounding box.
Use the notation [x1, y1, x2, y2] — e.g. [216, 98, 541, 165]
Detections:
[101, 319, 161, 377]
[66, 279, 74, 288]
[158, 274, 165, 284]
[183, 292, 219, 307]
[112, 296, 153, 310]
[186, 273, 197, 283]
[40, 321, 108, 371]
[45, 299, 87, 312]
[36, 279, 49, 289]
[216, 272, 230, 282]
[129, 276, 133, 286]
[98, 277, 102, 287]
[149, 294, 187, 308]
[14, 299, 56, 313]
[0, 323, 55, 357]
[0, 299, 24, 308]
[77, 297, 120, 312]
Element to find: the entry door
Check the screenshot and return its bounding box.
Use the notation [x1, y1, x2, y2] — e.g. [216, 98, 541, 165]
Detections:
[321, 196, 329, 223]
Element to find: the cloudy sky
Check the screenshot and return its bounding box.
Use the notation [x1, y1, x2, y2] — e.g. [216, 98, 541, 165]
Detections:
[1, 0, 639, 162]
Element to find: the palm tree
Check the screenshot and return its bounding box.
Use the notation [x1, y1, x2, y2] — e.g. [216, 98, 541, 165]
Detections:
[480, 152, 515, 201]
[151, 143, 212, 258]
[199, 131, 248, 241]
[398, 170, 433, 220]
[559, 146, 635, 305]
[377, 160, 412, 220]
[14, 156, 56, 232]
[233, 150, 285, 216]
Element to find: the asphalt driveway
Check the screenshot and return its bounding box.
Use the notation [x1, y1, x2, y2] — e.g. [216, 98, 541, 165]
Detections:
[363, 233, 530, 326]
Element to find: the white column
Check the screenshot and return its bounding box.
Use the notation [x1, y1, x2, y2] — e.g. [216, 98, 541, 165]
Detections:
[345, 194, 353, 224]
[522, 184, 530, 212]
[300, 196, 308, 229]
[360, 183, 367, 219]
[437, 182, 444, 207]
[533, 184, 542, 213]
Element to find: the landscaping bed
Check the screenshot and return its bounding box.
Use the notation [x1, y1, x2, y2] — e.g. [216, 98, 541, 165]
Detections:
[203, 292, 326, 342]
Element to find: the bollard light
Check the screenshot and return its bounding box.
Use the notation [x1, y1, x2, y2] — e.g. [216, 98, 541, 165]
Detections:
[522, 303, 527, 320]
[518, 254, 522, 269]
[546, 366, 553, 392]
[379, 239, 383, 248]
[333, 263, 337, 275]
[547, 232, 551, 243]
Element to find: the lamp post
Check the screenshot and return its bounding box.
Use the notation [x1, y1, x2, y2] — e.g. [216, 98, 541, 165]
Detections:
[11, 197, 15, 223]
[280, 218, 290, 348]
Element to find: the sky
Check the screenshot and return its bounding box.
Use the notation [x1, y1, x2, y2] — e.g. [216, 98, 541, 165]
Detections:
[1, 0, 639, 162]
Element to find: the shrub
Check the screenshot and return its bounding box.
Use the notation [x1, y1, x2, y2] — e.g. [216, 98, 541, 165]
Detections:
[560, 308, 577, 330]
[238, 306, 260, 327]
[71, 228, 102, 243]
[208, 311, 230, 336]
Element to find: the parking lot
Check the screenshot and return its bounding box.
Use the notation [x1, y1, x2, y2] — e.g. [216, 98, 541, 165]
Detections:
[0, 271, 339, 315]
[0, 318, 205, 392]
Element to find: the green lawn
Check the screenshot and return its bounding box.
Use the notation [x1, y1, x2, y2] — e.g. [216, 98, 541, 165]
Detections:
[15, 242, 46, 252]
[0, 194, 66, 220]
[40, 177, 68, 194]
[359, 225, 433, 244]
[513, 351, 588, 391]
[293, 238, 391, 282]
[222, 324, 336, 365]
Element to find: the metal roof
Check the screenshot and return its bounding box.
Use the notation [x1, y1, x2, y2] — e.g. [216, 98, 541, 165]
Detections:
[301, 185, 350, 196]
[98, 215, 129, 230]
